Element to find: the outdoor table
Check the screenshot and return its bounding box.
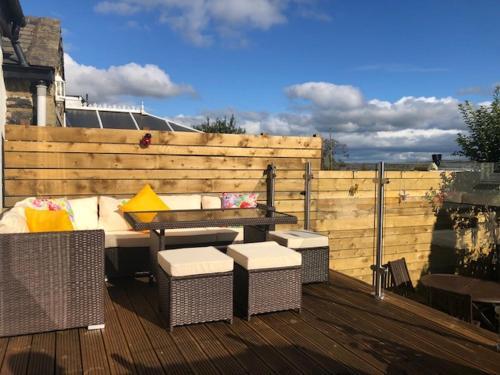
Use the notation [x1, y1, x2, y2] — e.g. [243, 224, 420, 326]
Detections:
[124, 204, 298, 280]
[420, 274, 500, 332]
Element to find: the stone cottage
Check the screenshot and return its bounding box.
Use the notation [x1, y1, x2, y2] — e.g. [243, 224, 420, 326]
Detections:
[1, 16, 64, 126]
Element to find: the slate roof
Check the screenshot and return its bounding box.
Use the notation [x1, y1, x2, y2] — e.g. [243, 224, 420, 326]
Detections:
[1, 16, 61, 68]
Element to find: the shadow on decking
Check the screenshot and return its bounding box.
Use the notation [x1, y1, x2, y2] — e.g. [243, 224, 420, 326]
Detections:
[5, 329, 485, 375]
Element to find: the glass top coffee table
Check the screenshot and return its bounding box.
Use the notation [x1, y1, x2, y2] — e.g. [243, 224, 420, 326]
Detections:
[124, 205, 297, 231]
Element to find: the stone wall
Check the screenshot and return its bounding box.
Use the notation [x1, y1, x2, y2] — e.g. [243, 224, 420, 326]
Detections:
[5, 78, 58, 126]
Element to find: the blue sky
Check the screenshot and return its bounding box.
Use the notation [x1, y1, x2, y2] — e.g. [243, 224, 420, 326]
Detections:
[23, 0, 500, 161]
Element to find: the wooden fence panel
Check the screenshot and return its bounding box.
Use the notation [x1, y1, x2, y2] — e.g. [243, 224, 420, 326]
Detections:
[314, 170, 442, 283]
[3, 126, 319, 238]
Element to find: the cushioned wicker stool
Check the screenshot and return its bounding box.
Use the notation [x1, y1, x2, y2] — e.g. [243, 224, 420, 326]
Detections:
[157, 246, 234, 331]
[267, 230, 329, 284]
[227, 241, 302, 320]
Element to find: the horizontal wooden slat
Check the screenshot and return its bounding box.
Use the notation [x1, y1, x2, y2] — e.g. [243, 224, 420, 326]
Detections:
[314, 215, 437, 231]
[5, 152, 319, 170]
[5, 179, 313, 196]
[5, 125, 322, 149]
[318, 178, 441, 191]
[329, 232, 435, 252]
[4, 141, 322, 158]
[331, 249, 431, 270]
[317, 190, 431, 199]
[319, 170, 447, 180]
[4, 169, 318, 180]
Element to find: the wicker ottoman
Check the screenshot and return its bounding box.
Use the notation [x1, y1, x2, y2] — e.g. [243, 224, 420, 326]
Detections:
[157, 247, 234, 331]
[227, 241, 302, 320]
[267, 230, 329, 284]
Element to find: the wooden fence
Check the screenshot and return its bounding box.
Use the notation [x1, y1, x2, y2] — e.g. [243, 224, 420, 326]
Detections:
[3, 125, 449, 284]
[316, 170, 443, 284]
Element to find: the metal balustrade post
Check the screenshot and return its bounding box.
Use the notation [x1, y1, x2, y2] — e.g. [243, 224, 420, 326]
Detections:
[304, 162, 313, 230]
[372, 161, 388, 301]
[265, 164, 276, 209]
[264, 164, 277, 232]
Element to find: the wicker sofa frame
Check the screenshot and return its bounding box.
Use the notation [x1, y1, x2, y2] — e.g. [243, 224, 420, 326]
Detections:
[233, 263, 302, 320]
[0, 230, 105, 337]
[293, 246, 330, 284]
[158, 267, 233, 331]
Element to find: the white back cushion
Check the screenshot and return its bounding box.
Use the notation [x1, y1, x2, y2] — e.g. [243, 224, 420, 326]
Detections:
[98, 196, 131, 231]
[69, 197, 99, 230]
[0, 207, 29, 233]
[160, 195, 201, 210]
[13, 197, 35, 208]
[202, 195, 222, 209]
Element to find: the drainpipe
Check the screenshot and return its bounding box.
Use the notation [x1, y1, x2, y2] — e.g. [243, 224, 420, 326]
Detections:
[36, 81, 47, 126]
[11, 24, 28, 68]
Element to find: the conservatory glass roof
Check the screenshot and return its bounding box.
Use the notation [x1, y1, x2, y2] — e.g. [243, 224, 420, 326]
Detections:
[65, 102, 199, 133]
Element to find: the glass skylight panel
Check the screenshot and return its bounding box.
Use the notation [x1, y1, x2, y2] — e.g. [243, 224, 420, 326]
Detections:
[98, 111, 137, 129]
[66, 109, 100, 128]
[132, 113, 170, 131]
[168, 121, 196, 132]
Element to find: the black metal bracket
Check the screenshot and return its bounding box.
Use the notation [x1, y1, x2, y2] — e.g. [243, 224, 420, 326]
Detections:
[372, 178, 390, 184]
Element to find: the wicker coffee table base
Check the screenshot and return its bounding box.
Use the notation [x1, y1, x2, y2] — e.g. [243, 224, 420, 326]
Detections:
[294, 246, 330, 284]
[233, 264, 302, 320]
[158, 269, 233, 331]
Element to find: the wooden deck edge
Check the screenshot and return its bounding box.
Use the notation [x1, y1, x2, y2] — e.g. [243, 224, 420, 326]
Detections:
[330, 271, 500, 347]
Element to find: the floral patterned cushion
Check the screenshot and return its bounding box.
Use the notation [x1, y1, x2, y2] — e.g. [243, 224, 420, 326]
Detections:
[24, 198, 75, 224]
[222, 193, 259, 209]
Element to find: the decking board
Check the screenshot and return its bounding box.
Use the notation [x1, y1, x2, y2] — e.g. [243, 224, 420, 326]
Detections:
[0, 271, 498, 375]
[324, 273, 500, 372]
[27, 333, 55, 375]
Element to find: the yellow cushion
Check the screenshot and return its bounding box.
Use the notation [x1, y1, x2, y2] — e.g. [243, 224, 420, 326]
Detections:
[25, 208, 74, 233]
[120, 184, 169, 222]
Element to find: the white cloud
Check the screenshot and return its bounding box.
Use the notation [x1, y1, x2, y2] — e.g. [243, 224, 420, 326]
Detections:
[95, 1, 140, 15]
[285, 82, 461, 134]
[209, 0, 286, 28]
[286, 82, 364, 109]
[64, 53, 195, 103]
[175, 82, 466, 162]
[93, 0, 327, 46]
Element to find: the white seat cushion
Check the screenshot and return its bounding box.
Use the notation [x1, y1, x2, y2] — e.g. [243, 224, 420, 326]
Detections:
[227, 241, 301, 270]
[105, 230, 149, 248]
[158, 246, 233, 277]
[105, 228, 219, 248]
[267, 230, 328, 249]
[159, 195, 201, 210]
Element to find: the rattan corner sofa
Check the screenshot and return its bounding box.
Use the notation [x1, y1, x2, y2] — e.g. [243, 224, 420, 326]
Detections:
[0, 230, 105, 337]
[1, 194, 243, 280]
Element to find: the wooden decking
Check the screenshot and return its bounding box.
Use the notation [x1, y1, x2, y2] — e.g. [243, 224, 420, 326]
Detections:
[0, 271, 499, 374]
